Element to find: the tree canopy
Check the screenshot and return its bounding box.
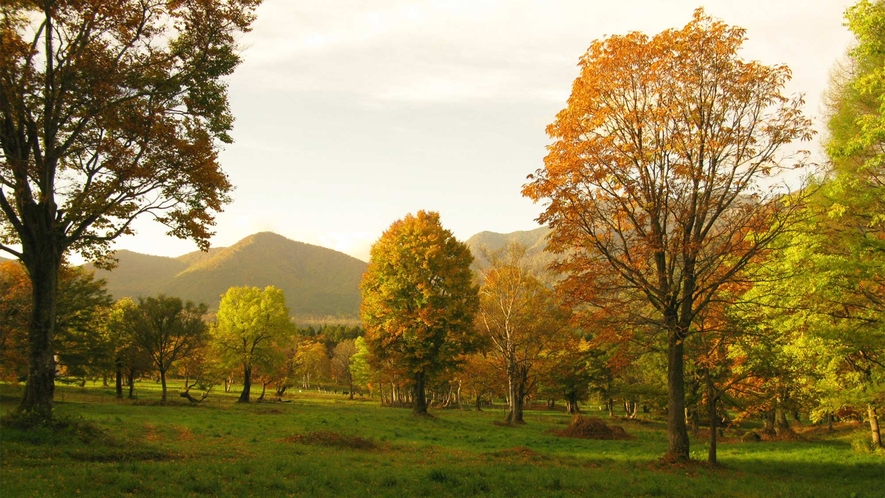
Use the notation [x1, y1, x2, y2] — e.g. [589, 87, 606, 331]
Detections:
[360, 211, 480, 416]
[0, 0, 262, 418]
[212, 285, 293, 403]
[522, 9, 813, 460]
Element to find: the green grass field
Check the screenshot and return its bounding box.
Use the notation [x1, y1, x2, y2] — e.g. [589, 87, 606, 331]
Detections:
[1, 381, 882, 497]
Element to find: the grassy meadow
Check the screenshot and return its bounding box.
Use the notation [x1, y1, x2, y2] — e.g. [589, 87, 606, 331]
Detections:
[1, 381, 882, 498]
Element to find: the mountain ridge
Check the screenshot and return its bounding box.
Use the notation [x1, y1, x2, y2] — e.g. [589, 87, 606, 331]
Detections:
[85, 232, 367, 318]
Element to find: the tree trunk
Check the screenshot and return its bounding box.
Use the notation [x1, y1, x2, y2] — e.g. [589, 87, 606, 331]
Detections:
[127, 370, 136, 399]
[706, 370, 718, 464]
[762, 410, 776, 435]
[413, 370, 428, 416]
[18, 248, 62, 419]
[775, 407, 791, 435]
[348, 378, 354, 400]
[869, 405, 883, 448]
[160, 369, 168, 403]
[238, 365, 252, 403]
[115, 360, 123, 399]
[506, 373, 525, 424]
[475, 392, 483, 411]
[666, 329, 690, 461]
[608, 398, 614, 417]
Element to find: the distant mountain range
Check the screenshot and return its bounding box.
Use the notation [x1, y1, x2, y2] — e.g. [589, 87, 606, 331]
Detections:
[0, 227, 555, 319]
[85, 232, 367, 319]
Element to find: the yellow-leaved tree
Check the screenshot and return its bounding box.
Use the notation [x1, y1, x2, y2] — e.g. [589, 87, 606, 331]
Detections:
[360, 211, 480, 416]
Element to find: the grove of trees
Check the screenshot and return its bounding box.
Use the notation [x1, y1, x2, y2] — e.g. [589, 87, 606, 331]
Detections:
[0, 0, 881, 466]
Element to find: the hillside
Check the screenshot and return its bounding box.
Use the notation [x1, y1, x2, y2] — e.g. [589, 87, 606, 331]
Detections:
[465, 226, 555, 276]
[87, 232, 367, 318]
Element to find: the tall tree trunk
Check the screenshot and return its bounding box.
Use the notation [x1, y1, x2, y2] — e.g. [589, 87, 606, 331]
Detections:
[475, 392, 483, 411]
[18, 248, 62, 419]
[160, 369, 168, 403]
[238, 365, 252, 403]
[506, 375, 525, 424]
[127, 370, 136, 399]
[666, 328, 690, 461]
[706, 370, 718, 464]
[413, 370, 428, 415]
[348, 378, 354, 400]
[869, 405, 883, 448]
[506, 364, 526, 424]
[115, 360, 123, 399]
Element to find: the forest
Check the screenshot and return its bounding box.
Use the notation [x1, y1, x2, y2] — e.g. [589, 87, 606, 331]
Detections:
[0, 1, 883, 496]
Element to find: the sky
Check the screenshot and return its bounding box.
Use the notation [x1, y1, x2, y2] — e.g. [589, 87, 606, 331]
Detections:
[106, 0, 855, 263]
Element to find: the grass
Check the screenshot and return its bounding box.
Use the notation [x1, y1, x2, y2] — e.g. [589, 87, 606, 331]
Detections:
[1, 381, 883, 497]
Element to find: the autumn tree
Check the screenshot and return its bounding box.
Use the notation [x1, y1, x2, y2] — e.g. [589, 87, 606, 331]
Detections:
[361, 211, 480, 416]
[212, 286, 293, 403]
[105, 298, 150, 399]
[477, 243, 568, 424]
[125, 295, 208, 403]
[0, 261, 111, 383]
[522, 10, 813, 460]
[332, 339, 358, 398]
[0, 0, 261, 419]
[0, 261, 31, 381]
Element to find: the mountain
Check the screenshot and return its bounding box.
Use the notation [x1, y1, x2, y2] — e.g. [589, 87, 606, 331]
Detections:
[464, 226, 555, 276]
[86, 232, 367, 318]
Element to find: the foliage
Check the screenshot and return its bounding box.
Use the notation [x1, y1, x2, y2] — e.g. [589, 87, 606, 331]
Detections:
[0, 261, 112, 382]
[0, 0, 262, 418]
[361, 211, 480, 415]
[212, 286, 294, 403]
[476, 242, 568, 423]
[124, 295, 208, 403]
[521, 9, 812, 460]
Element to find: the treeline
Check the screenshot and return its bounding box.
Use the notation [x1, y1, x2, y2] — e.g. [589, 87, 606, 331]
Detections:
[0, 267, 366, 404]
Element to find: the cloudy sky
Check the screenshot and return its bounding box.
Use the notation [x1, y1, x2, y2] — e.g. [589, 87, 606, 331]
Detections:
[110, 0, 855, 262]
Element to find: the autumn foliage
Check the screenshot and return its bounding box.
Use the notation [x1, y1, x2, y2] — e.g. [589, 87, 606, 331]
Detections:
[523, 9, 813, 460]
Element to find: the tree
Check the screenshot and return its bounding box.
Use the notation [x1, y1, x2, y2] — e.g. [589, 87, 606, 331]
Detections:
[212, 286, 293, 403]
[522, 10, 813, 460]
[0, 0, 261, 419]
[105, 298, 150, 399]
[332, 339, 358, 398]
[125, 295, 208, 403]
[476, 243, 568, 424]
[361, 211, 480, 416]
[0, 261, 112, 383]
[53, 266, 113, 381]
[0, 261, 31, 381]
[821, 0, 885, 448]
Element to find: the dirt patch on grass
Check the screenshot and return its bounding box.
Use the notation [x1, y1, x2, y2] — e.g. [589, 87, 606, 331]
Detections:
[549, 416, 632, 440]
[143, 423, 162, 442]
[176, 426, 194, 441]
[487, 446, 548, 463]
[282, 430, 378, 450]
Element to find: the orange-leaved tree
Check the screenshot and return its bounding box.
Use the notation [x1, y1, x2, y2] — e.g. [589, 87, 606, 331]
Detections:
[522, 9, 813, 461]
[361, 211, 480, 416]
[0, 0, 261, 420]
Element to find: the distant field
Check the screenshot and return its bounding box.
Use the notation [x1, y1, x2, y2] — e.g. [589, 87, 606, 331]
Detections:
[1, 381, 882, 498]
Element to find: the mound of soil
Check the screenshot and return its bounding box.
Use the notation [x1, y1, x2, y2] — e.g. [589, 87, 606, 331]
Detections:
[550, 416, 632, 440]
[282, 430, 377, 450]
